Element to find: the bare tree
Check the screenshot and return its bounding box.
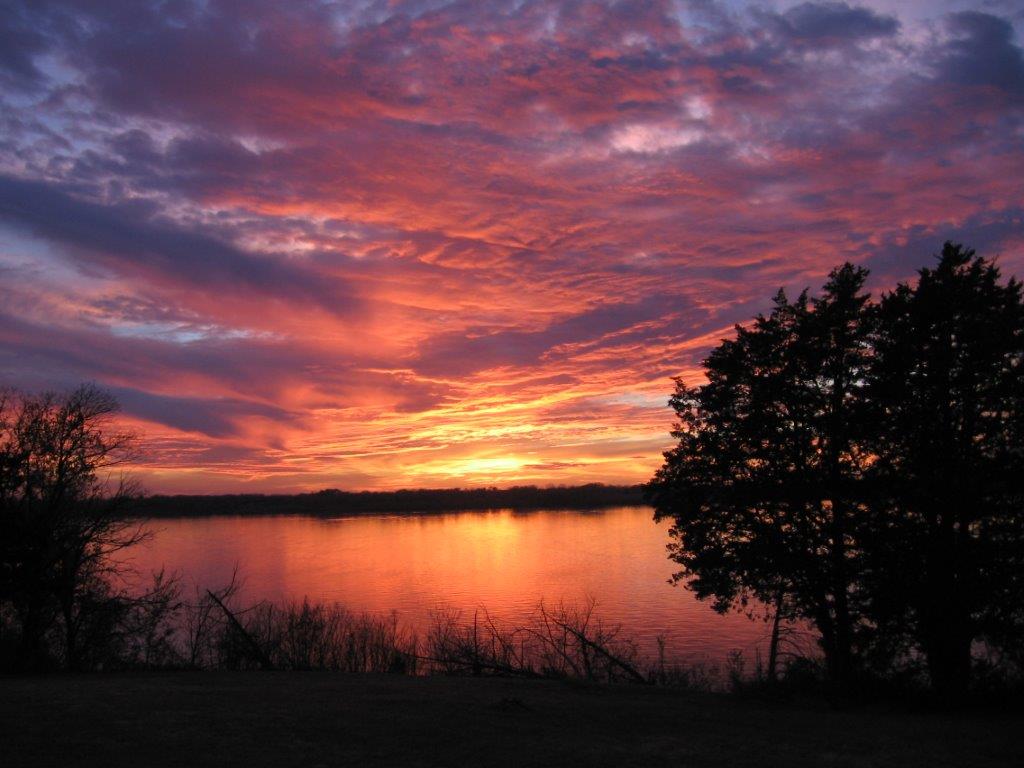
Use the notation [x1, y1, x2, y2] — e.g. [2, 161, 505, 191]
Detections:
[0, 384, 146, 670]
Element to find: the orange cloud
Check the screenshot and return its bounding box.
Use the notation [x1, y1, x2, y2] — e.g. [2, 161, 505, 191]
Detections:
[1, 1, 1022, 491]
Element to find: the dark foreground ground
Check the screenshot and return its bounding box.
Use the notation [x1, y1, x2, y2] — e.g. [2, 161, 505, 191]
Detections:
[1, 673, 1020, 768]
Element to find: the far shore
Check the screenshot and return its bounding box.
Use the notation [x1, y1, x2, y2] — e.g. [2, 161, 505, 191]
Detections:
[130, 483, 647, 518]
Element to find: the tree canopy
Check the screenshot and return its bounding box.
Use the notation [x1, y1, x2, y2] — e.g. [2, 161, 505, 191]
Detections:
[647, 243, 1024, 695]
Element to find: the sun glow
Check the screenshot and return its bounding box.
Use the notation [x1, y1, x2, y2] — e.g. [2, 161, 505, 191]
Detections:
[420, 457, 528, 478]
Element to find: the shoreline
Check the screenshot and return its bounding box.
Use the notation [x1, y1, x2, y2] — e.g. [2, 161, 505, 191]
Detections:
[130, 484, 648, 518]
[132, 503, 653, 521]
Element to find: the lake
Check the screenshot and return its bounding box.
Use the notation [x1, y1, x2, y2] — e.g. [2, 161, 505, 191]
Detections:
[128, 506, 783, 665]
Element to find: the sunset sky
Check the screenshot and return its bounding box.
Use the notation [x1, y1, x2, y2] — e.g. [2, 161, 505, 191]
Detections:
[1, 0, 1022, 493]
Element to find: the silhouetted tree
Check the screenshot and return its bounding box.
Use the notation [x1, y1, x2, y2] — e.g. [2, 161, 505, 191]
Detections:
[0, 384, 145, 670]
[646, 264, 875, 685]
[649, 243, 1024, 694]
[867, 244, 1024, 697]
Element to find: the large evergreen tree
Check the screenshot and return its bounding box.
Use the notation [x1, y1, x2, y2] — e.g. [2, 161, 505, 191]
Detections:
[648, 244, 1024, 693]
[646, 264, 875, 684]
[867, 243, 1024, 696]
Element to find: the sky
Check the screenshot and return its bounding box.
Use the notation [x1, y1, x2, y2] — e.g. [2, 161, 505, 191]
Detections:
[0, 0, 1022, 493]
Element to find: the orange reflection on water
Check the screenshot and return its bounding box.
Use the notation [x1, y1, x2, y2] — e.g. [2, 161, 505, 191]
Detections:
[128, 506, 775, 662]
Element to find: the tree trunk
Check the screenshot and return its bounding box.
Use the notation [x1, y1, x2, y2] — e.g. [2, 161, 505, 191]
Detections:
[815, 605, 839, 682]
[767, 590, 783, 682]
[828, 497, 854, 688]
[62, 598, 78, 671]
[826, 358, 854, 690]
[925, 622, 972, 700]
[924, 504, 972, 700]
[17, 600, 46, 671]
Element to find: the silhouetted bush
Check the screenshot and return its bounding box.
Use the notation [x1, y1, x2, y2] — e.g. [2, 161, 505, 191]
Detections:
[422, 600, 646, 684]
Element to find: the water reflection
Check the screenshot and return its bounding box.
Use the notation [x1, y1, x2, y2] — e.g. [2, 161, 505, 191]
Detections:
[128, 506, 774, 662]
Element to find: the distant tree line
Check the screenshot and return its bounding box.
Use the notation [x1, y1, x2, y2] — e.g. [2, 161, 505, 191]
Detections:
[133, 484, 645, 518]
[647, 243, 1024, 698]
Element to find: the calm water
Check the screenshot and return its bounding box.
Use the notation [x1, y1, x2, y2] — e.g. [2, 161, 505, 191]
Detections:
[127, 506, 778, 663]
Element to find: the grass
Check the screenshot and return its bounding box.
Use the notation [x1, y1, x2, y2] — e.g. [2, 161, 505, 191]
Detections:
[1, 672, 1020, 768]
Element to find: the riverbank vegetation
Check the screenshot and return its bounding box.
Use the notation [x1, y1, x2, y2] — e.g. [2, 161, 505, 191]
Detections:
[4, 557, 741, 688]
[38, 583, 669, 684]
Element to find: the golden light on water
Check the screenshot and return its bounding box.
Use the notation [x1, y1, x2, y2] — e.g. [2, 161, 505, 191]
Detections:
[128, 507, 775, 659]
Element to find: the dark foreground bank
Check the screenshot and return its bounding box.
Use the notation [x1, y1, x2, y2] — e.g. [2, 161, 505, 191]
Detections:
[2, 674, 1019, 768]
